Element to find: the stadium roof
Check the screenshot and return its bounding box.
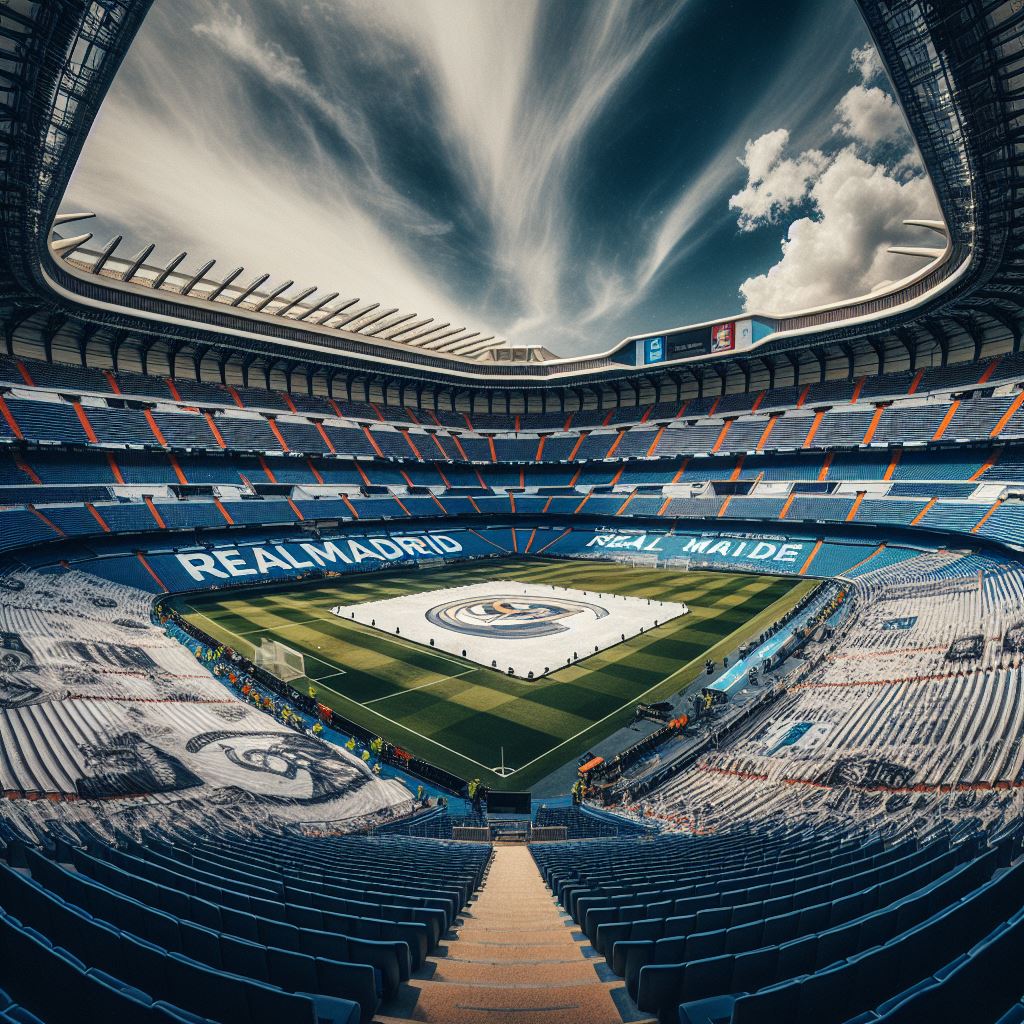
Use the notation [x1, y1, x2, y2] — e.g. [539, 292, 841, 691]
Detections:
[1, 0, 1022, 400]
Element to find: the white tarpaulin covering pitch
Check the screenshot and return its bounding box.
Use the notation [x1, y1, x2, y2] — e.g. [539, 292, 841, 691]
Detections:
[332, 581, 688, 679]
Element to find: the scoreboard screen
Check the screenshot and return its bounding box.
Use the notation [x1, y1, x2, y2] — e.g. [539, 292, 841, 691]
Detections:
[638, 319, 767, 365]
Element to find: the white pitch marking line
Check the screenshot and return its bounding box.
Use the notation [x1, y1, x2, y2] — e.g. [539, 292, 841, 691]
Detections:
[363, 667, 476, 705]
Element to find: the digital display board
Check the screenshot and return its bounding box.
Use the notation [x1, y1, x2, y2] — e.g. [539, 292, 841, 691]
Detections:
[641, 336, 666, 364]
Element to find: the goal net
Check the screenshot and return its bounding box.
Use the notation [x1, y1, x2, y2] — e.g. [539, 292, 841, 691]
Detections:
[253, 638, 306, 682]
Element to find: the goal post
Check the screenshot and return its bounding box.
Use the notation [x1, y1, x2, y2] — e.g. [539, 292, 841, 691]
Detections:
[253, 638, 306, 682]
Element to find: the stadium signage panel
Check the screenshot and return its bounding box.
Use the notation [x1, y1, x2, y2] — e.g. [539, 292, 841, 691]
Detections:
[585, 532, 805, 563]
[175, 533, 464, 581]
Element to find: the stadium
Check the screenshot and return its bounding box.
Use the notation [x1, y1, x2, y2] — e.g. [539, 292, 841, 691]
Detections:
[2, 0, 1024, 1021]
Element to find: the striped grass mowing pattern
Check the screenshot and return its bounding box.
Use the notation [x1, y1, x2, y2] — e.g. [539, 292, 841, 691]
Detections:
[173, 558, 814, 789]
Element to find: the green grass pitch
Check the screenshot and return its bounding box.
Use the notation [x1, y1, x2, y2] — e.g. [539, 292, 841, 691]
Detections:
[172, 558, 815, 790]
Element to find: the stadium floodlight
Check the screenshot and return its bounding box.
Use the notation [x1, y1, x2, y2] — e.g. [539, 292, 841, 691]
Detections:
[253, 638, 306, 683]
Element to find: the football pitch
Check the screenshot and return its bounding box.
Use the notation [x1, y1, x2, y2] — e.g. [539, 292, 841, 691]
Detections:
[172, 558, 815, 789]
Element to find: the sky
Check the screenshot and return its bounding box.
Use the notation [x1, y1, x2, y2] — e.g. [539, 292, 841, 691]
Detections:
[64, 0, 943, 357]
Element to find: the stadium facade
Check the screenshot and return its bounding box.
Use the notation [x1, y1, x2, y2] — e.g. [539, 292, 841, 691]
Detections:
[2, 2, 1024, 1023]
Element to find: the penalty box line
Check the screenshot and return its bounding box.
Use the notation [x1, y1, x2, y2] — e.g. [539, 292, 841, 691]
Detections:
[183, 605, 347, 678]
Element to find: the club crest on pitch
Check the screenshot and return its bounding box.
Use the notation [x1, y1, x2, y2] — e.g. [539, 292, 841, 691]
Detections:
[425, 594, 609, 639]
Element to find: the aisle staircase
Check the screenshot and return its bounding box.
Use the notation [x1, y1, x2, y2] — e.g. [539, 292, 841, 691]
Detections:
[378, 844, 647, 1023]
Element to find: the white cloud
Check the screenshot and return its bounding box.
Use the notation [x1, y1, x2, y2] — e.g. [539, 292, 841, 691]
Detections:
[850, 42, 884, 84]
[733, 42, 940, 314]
[738, 146, 939, 312]
[729, 130, 829, 232]
[833, 84, 911, 152]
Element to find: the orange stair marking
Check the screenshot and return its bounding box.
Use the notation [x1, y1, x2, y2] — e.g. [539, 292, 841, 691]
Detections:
[370, 403, 386, 422]
[266, 418, 289, 452]
[472, 467, 488, 489]
[845, 491, 865, 521]
[429, 493, 448, 515]
[646, 426, 665, 457]
[756, 416, 778, 451]
[751, 391, 766, 412]
[106, 452, 125, 485]
[657, 495, 672, 516]
[563, 414, 574, 431]
[165, 378, 182, 402]
[708, 396, 721, 417]
[167, 454, 188, 485]
[340, 495, 360, 519]
[799, 539, 823, 575]
[281, 392, 298, 413]
[568, 467, 582, 486]
[103, 370, 121, 395]
[432, 434, 451, 460]
[883, 449, 902, 481]
[71, 402, 98, 443]
[511, 528, 518, 553]
[514, 414, 520, 432]
[392, 496, 412, 517]
[361, 426, 385, 457]
[712, 420, 733, 453]
[85, 503, 110, 532]
[467, 495, 482, 513]
[907, 369, 923, 395]
[487, 436, 497, 462]
[779, 493, 795, 520]
[574, 492, 593, 514]
[843, 544, 886, 575]
[258, 455, 277, 484]
[567, 433, 587, 461]
[449, 434, 470, 461]
[144, 496, 166, 529]
[850, 376, 866, 402]
[203, 413, 226, 448]
[609, 467, 623, 485]
[14, 456, 40, 484]
[462, 412, 474, 431]
[16, 361, 34, 386]
[671, 459, 688, 482]
[213, 498, 234, 525]
[286, 497, 304, 521]
[968, 448, 1000, 482]
[862, 406, 885, 444]
[601, 410, 615, 426]
[403, 432, 423, 459]
[932, 401, 960, 442]
[399, 469, 415, 488]
[434, 464, 451, 488]
[990, 390, 1024, 437]
[606, 432, 625, 459]
[817, 452, 834, 482]
[0, 397, 23, 439]
[972, 499, 1003, 534]
[616, 490, 638, 516]
[143, 410, 167, 446]
[536, 528, 572, 554]
[535, 436, 546, 461]
[227, 386, 245, 408]
[978, 358, 1000, 385]
[639, 406, 653, 424]
[718, 495, 733, 517]
[314, 421, 336, 453]
[729, 455, 745, 482]
[803, 411, 825, 448]
[909, 498, 935, 526]
[136, 553, 168, 592]
[407, 407, 421, 425]
[327, 398, 345, 418]
[524, 527, 537, 553]
[28, 506, 62, 536]
[796, 385, 810, 408]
